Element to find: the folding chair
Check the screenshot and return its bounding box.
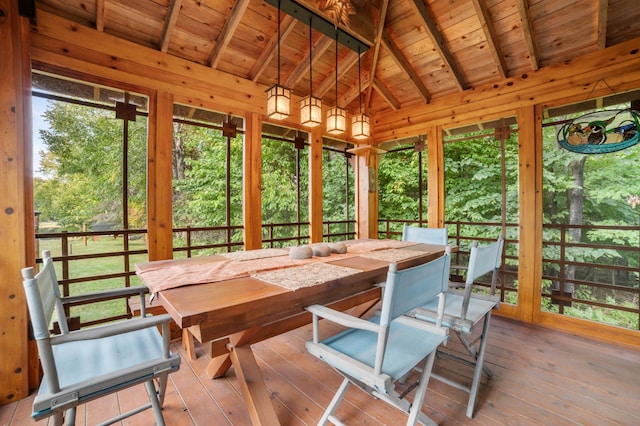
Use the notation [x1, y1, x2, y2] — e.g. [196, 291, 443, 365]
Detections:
[305, 250, 451, 426]
[402, 224, 448, 245]
[411, 236, 503, 418]
[22, 250, 181, 426]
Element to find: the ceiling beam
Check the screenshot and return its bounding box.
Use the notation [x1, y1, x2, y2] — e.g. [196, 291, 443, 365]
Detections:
[597, 0, 609, 49]
[340, 72, 370, 108]
[471, 0, 507, 79]
[316, 49, 360, 101]
[381, 30, 430, 103]
[159, 0, 182, 53]
[249, 14, 297, 82]
[284, 34, 332, 89]
[373, 77, 401, 111]
[208, 0, 251, 69]
[515, 0, 539, 70]
[364, 0, 389, 113]
[409, 0, 466, 91]
[96, 0, 105, 32]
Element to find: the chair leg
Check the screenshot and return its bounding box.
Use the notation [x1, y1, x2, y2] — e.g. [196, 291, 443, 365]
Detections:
[406, 352, 438, 426]
[319, 378, 350, 426]
[465, 311, 492, 419]
[156, 373, 168, 406]
[144, 380, 166, 426]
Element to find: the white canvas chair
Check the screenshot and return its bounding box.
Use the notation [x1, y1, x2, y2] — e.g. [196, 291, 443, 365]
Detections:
[22, 250, 181, 426]
[411, 236, 503, 418]
[402, 224, 448, 245]
[305, 250, 451, 426]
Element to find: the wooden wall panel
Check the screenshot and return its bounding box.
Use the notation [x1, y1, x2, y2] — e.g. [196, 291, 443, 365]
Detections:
[0, 0, 33, 404]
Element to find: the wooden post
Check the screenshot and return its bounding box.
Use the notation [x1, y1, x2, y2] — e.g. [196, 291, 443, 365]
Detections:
[147, 90, 174, 261]
[244, 112, 263, 250]
[517, 105, 543, 322]
[426, 124, 445, 228]
[0, 0, 34, 404]
[308, 126, 323, 243]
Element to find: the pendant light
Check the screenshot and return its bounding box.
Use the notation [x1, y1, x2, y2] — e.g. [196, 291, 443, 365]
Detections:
[300, 17, 322, 127]
[326, 30, 346, 134]
[266, 0, 291, 120]
[352, 46, 370, 139]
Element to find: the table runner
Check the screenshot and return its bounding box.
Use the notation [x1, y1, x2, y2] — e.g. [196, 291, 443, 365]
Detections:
[136, 239, 423, 293]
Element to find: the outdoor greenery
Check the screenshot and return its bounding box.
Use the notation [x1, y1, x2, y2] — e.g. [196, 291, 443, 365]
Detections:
[33, 95, 640, 330]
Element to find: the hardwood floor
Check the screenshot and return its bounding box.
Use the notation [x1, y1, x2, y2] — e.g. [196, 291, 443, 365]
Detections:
[2, 315, 640, 425]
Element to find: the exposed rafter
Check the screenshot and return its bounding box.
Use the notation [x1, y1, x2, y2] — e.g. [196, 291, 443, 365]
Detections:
[340, 71, 370, 107]
[284, 34, 332, 88]
[515, 0, 539, 70]
[316, 50, 360, 100]
[471, 0, 507, 79]
[373, 78, 401, 111]
[597, 0, 609, 49]
[409, 0, 466, 91]
[381, 30, 431, 103]
[159, 0, 182, 53]
[208, 0, 251, 69]
[249, 15, 297, 82]
[364, 0, 389, 113]
[96, 0, 105, 32]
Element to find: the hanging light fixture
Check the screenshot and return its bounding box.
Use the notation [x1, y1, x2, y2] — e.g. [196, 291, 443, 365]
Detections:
[266, 0, 291, 120]
[352, 46, 370, 139]
[326, 30, 346, 134]
[300, 17, 322, 127]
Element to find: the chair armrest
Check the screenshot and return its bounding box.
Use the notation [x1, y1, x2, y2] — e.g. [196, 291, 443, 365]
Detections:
[306, 304, 379, 333]
[50, 313, 173, 345]
[61, 285, 149, 305]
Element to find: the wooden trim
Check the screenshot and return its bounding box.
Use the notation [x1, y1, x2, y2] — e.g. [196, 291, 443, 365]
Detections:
[308, 126, 323, 243]
[538, 311, 640, 349]
[147, 90, 174, 261]
[0, 0, 32, 404]
[243, 112, 263, 249]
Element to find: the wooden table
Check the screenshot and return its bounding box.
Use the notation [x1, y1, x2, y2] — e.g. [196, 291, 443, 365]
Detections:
[135, 240, 448, 425]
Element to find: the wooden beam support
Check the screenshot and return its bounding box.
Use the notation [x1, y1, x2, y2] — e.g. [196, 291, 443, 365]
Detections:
[372, 77, 400, 111]
[597, 0, 609, 49]
[471, 0, 507, 79]
[96, 0, 105, 32]
[426, 125, 444, 228]
[159, 0, 182, 53]
[249, 15, 297, 82]
[284, 34, 332, 89]
[364, 0, 389, 112]
[380, 30, 430, 103]
[515, 0, 539, 71]
[208, 0, 251, 69]
[409, 0, 467, 91]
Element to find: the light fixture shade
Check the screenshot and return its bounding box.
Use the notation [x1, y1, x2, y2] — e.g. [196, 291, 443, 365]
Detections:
[266, 84, 291, 120]
[300, 96, 322, 127]
[326, 106, 346, 134]
[352, 113, 370, 139]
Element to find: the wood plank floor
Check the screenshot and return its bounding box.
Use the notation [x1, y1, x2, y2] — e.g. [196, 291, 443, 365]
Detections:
[2, 315, 640, 425]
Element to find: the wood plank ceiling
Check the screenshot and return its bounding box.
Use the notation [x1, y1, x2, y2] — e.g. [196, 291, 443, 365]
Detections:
[34, 0, 640, 119]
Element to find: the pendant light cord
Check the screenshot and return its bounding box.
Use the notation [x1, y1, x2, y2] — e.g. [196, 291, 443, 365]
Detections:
[358, 46, 362, 114]
[277, 0, 281, 85]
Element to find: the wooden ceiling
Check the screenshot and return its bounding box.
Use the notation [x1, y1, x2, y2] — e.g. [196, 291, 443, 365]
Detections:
[33, 0, 640, 118]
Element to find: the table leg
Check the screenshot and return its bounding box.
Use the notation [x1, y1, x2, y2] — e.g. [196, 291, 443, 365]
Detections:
[229, 344, 280, 426]
[205, 353, 233, 378]
[183, 328, 197, 361]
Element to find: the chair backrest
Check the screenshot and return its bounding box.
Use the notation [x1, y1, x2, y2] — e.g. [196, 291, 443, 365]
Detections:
[461, 236, 504, 316]
[22, 250, 67, 393]
[380, 248, 451, 326]
[401, 224, 448, 245]
[373, 249, 450, 375]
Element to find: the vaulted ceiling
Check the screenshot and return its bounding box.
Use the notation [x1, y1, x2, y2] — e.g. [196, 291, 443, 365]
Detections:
[34, 0, 640, 118]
